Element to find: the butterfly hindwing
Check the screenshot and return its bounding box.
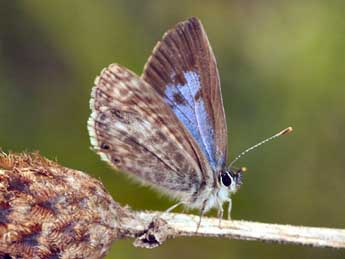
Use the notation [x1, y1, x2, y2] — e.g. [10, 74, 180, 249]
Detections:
[142, 17, 228, 172]
[88, 64, 213, 200]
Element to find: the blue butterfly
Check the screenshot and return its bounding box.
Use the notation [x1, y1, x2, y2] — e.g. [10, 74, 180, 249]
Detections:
[88, 17, 291, 227]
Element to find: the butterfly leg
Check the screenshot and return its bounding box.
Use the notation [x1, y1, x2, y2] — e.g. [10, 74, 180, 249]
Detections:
[165, 201, 184, 213]
[155, 202, 185, 225]
[196, 200, 207, 232]
[226, 197, 232, 220]
[216, 197, 224, 228]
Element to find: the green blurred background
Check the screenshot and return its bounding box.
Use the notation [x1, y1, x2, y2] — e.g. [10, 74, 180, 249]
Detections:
[1, 1, 344, 258]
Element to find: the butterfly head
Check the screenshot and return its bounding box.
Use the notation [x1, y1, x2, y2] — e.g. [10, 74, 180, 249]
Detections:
[218, 167, 245, 193]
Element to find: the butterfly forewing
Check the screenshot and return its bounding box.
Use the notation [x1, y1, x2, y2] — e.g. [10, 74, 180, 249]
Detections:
[142, 17, 228, 172]
[88, 64, 213, 200]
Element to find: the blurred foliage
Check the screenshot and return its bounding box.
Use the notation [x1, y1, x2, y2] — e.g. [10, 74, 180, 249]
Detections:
[1, 1, 345, 258]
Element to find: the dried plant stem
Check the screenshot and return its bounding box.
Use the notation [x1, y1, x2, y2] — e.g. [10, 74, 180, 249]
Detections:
[0, 152, 344, 259]
[132, 211, 345, 249]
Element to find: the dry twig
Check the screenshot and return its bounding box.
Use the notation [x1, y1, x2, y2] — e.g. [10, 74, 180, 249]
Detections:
[0, 151, 344, 259]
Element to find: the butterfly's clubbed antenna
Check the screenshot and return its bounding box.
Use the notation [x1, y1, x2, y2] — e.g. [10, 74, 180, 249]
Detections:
[229, 127, 293, 169]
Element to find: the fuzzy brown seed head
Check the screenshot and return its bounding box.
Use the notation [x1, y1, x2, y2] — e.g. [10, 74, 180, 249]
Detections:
[0, 152, 129, 259]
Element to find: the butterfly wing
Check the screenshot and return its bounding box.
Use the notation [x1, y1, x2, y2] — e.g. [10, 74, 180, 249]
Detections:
[142, 17, 228, 172]
[88, 64, 213, 201]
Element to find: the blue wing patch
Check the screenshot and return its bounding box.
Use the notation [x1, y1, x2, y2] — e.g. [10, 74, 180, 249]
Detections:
[164, 71, 217, 169]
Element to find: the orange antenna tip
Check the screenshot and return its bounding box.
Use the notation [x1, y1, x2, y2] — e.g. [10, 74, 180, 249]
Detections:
[280, 126, 293, 136]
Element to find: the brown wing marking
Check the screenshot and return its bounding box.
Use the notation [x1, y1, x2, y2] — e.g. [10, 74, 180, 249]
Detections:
[88, 64, 213, 200]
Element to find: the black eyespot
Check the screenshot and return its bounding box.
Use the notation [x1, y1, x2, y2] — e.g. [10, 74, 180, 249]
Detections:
[100, 143, 110, 150]
[221, 172, 232, 187]
[99, 113, 107, 121]
[112, 157, 120, 164]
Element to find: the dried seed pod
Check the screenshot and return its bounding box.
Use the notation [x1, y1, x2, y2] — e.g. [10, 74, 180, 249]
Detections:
[0, 152, 131, 259]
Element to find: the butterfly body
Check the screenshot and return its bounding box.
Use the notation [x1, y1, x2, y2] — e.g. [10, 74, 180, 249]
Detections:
[88, 17, 243, 219]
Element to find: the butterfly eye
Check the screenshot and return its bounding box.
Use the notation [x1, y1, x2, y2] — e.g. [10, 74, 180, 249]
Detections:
[220, 172, 232, 187]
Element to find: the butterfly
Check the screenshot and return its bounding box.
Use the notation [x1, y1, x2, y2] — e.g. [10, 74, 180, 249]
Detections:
[87, 17, 292, 226]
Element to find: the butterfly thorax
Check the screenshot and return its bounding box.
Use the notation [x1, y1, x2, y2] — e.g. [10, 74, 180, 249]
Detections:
[188, 168, 243, 212]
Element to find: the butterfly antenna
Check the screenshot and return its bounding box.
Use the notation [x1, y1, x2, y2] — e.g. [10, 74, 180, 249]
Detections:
[229, 127, 293, 168]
